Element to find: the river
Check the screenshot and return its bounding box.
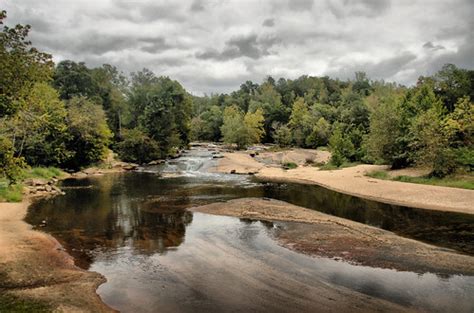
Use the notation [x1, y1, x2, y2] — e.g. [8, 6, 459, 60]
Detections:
[25, 147, 474, 312]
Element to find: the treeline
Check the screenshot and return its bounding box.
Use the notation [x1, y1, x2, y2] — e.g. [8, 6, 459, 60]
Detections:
[192, 68, 473, 177]
[0, 11, 191, 183]
[1, 10, 473, 186]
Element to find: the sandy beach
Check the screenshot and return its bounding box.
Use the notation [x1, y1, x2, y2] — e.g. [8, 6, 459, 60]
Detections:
[213, 150, 474, 214]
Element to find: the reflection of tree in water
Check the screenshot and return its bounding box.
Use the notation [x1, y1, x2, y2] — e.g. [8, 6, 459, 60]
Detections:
[262, 182, 474, 255]
[26, 173, 195, 269]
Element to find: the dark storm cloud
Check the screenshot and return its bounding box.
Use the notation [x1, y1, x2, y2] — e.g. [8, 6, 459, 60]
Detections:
[196, 34, 279, 61]
[3, 0, 472, 94]
[423, 42, 445, 51]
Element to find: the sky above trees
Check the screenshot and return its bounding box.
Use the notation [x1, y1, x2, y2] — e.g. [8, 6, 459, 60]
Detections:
[3, 0, 473, 94]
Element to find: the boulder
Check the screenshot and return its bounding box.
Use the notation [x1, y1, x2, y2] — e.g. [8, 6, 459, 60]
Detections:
[24, 178, 48, 187]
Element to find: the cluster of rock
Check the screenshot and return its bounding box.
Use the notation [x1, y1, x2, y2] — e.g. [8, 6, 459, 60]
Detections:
[23, 178, 64, 196]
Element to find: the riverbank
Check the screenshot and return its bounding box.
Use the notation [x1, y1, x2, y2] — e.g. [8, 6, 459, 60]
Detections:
[213, 151, 474, 214]
[191, 198, 474, 275]
[0, 199, 115, 312]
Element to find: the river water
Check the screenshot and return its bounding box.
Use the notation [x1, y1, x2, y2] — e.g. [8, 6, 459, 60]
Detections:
[26, 147, 474, 312]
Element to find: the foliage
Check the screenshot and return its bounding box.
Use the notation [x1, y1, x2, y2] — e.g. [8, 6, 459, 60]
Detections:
[129, 73, 192, 157]
[221, 106, 265, 149]
[0, 136, 26, 183]
[0, 292, 52, 313]
[64, 97, 112, 169]
[328, 124, 355, 167]
[0, 11, 53, 117]
[366, 170, 474, 190]
[282, 162, 297, 170]
[117, 128, 161, 164]
[2, 83, 71, 166]
[272, 122, 292, 147]
[0, 181, 23, 202]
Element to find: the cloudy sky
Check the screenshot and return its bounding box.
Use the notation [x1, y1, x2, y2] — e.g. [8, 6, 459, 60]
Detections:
[3, 0, 473, 94]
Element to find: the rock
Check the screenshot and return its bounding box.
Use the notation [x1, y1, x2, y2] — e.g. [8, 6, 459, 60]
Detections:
[148, 160, 165, 166]
[123, 163, 139, 171]
[249, 153, 256, 158]
[36, 186, 46, 192]
[52, 186, 61, 192]
[230, 169, 236, 174]
[24, 178, 48, 186]
[45, 185, 52, 192]
[82, 168, 99, 175]
[212, 155, 224, 159]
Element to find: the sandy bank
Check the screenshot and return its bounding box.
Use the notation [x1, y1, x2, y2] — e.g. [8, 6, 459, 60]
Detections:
[191, 198, 474, 275]
[0, 199, 115, 312]
[213, 151, 474, 214]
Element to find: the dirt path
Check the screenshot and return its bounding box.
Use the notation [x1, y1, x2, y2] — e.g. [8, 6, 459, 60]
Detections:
[213, 151, 474, 214]
[0, 199, 115, 312]
[191, 198, 474, 275]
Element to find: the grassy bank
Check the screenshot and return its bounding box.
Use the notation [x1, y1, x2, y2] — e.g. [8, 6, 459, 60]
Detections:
[0, 167, 66, 202]
[367, 170, 474, 190]
[0, 293, 52, 313]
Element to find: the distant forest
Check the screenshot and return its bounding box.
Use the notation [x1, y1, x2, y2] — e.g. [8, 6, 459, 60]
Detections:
[1, 10, 473, 184]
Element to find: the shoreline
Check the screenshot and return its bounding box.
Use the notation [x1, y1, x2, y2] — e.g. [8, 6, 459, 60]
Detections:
[0, 165, 131, 312]
[191, 198, 474, 275]
[213, 151, 474, 215]
[0, 198, 116, 312]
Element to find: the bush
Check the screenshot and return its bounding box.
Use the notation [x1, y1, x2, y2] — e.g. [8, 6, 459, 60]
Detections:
[282, 162, 297, 169]
[117, 128, 161, 164]
[64, 97, 112, 169]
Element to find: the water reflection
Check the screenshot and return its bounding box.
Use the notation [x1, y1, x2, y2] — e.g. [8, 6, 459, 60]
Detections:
[25, 169, 474, 312]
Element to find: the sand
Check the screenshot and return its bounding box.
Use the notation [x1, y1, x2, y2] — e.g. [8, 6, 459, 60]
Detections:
[0, 199, 115, 312]
[213, 151, 474, 214]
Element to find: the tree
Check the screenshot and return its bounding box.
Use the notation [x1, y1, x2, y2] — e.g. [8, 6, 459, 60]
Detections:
[221, 106, 265, 149]
[329, 124, 355, 166]
[64, 97, 112, 169]
[307, 117, 331, 147]
[137, 77, 192, 156]
[272, 122, 292, 147]
[0, 136, 25, 183]
[117, 128, 160, 164]
[4, 83, 70, 166]
[288, 97, 312, 147]
[0, 10, 53, 117]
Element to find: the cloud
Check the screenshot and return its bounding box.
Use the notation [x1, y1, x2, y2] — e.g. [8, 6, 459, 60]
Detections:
[423, 41, 445, 51]
[196, 34, 279, 61]
[190, 0, 205, 12]
[2, 0, 472, 94]
[288, 0, 314, 11]
[262, 18, 275, 27]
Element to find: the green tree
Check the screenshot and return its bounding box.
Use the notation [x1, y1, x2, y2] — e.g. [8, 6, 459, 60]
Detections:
[64, 97, 112, 169]
[0, 11, 53, 117]
[221, 106, 265, 149]
[329, 124, 355, 166]
[4, 83, 70, 166]
[272, 122, 292, 147]
[0, 136, 25, 183]
[117, 128, 160, 164]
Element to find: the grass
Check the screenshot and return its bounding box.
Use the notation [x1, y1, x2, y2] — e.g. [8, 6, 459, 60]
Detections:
[282, 162, 298, 170]
[366, 170, 390, 180]
[318, 162, 360, 171]
[0, 181, 23, 202]
[0, 292, 52, 313]
[22, 167, 65, 180]
[0, 167, 65, 203]
[367, 170, 474, 190]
